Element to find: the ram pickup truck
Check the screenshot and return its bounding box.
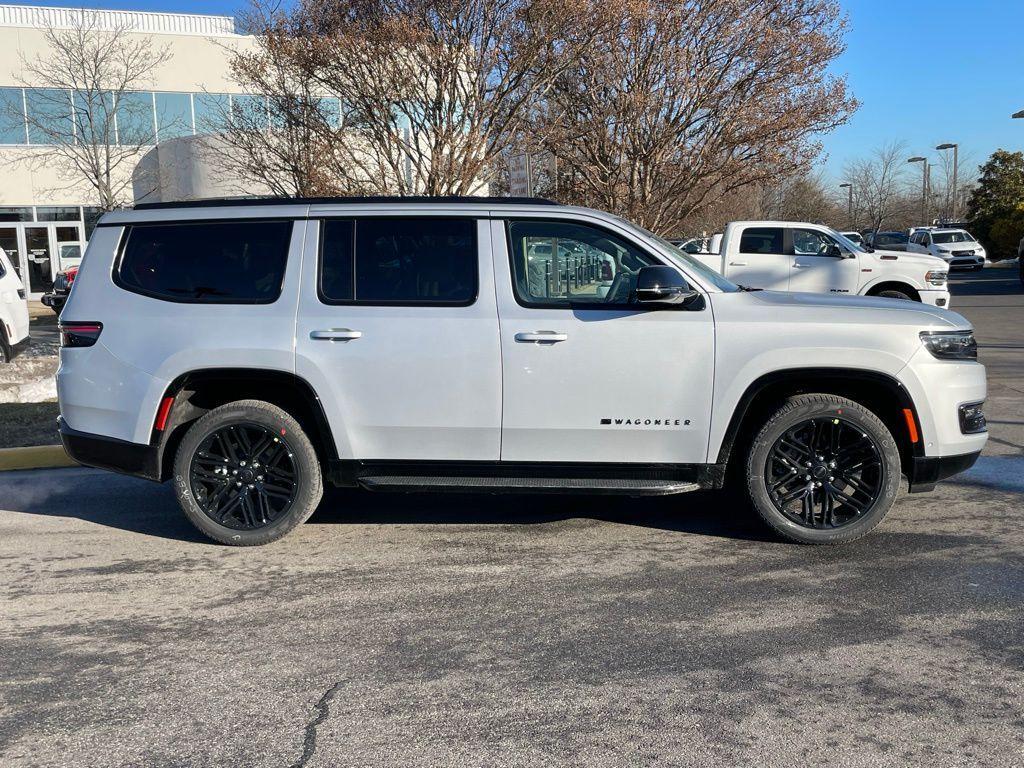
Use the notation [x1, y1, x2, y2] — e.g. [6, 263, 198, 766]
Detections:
[690, 221, 951, 306]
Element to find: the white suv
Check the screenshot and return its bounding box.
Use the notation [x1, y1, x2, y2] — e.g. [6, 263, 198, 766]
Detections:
[908, 228, 986, 270]
[0, 247, 29, 362]
[57, 197, 988, 546]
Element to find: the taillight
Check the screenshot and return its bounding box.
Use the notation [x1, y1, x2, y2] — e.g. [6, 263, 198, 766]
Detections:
[59, 321, 103, 348]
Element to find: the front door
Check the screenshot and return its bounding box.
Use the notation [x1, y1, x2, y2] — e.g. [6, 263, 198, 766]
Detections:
[492, 215, 714, 464]
[0, 227, 22, 284]
[295, 215, 502, 461]
[724, 225, 791, 290]
[789, 227, 861, 295]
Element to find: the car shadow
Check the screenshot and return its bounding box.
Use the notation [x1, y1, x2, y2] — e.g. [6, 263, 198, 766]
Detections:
[0, 467, 775, 544]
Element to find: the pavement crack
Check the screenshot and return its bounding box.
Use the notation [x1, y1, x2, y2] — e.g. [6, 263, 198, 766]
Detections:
[291, 680, 343, 768]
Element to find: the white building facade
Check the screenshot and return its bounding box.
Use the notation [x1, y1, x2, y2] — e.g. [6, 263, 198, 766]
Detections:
[0, 5, 263, 297]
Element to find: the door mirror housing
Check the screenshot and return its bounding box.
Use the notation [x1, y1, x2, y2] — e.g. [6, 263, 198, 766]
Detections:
[635, 265, 700, 307]
[828, 243, 845, 258]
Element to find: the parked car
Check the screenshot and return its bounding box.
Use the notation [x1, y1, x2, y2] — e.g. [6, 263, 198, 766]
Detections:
[41, 264, 79, 314]
[865, 231, 909, 251]
[688, 221, 950, 305]
[0, 246, 29, 363]
[907, 228, 986, 270]
[1019, 235, 1023, 286]
[57, 197, 987, 546]
[840, 231, 864, 246]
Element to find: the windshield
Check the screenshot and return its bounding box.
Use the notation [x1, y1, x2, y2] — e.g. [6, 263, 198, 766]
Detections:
[614, 216, 741, 292]
[830, 230, 868, 253]
[932, 231, 975, 244]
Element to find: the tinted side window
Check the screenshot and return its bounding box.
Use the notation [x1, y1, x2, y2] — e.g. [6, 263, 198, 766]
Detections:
[117, 220, 292, 303]
[739, 227, 785, 255]
[506, 219, 659, 308]
[319, 217, 477, 305]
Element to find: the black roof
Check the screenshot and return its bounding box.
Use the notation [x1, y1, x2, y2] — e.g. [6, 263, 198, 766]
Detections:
[133, 195, 559, 211]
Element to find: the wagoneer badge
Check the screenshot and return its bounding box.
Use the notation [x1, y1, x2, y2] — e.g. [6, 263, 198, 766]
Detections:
[601, 418, 690, 426]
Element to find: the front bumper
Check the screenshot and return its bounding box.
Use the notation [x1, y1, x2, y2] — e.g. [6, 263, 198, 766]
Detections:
[908, 451, 981, 493]
[58, 416, 162, 482]
[918, 288, 952, 308]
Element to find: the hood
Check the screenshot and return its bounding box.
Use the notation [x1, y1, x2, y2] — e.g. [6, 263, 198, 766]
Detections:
[741, 289, 969, 330]
[932, 241, 984, 253]
[868, 248, 948, 268]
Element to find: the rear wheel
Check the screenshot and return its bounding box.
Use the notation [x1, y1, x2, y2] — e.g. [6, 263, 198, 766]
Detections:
[173, 399, 323, 545]
[745, 394, 901, 544]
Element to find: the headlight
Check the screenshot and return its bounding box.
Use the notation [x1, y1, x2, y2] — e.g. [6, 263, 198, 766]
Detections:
[920, 330, 977, 360]
[925, 270, 947, 285]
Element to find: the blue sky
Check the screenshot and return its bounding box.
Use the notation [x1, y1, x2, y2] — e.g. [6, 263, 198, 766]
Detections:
[15, 0, 1024, 182]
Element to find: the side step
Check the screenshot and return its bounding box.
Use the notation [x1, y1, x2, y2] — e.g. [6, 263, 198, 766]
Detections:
[357, 475, 701, 495]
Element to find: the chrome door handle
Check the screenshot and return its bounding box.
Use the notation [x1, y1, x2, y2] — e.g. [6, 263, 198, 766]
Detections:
[514, 331, 568, 344]
[310, 328, 362, 341]
[792, 263, 811, 268]
[729, 261, 748, 266]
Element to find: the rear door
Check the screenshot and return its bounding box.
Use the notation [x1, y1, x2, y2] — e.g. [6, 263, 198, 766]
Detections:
[724, 226, 790, 290]
[295, 214, 502, 461]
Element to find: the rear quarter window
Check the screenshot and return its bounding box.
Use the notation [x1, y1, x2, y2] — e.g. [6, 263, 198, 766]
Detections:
[116, 220, 293, 303]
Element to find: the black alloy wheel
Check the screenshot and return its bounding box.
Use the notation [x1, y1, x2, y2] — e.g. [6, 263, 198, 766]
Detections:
[190, 423, 298, 530]
[173, 399, 323, 546]
[764, 417, 883, 530]
[745, 394, 901, 544]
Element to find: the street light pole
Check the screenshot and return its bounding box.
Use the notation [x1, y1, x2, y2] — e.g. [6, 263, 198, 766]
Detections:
[839, 183, 852, 229]
[936, 143, 958, 222]
[908, 156, 930, 224]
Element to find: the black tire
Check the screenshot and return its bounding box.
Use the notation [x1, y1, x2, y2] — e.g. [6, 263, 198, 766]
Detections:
[875, 289, 914, 301]
[173, 399, 323, 546]
[745, 394, 901, 544]
[0, 326, 10, 364]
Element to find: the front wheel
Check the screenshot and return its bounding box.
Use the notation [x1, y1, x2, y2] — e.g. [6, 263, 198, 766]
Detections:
[875, 289, 914, 301]
[745, 394, 901, 544]
[173, 399, 323, 545]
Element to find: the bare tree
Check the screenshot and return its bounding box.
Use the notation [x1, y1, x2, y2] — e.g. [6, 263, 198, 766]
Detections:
[221, 0, 603, 196]
[843, 141, 913, 234]
[534, 0, 857, 235]
[760, 171, 841, 224]
[12, 12, 171, 210]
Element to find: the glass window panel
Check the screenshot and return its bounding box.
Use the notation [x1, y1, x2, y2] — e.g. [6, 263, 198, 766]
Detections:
[0, 88, 26, 144]
[55, 225, 80, 241]
[26, 88, 74, 144]
[507, 219, 657, 307]
[739, 227, 786, 255]
[193, 93, 229, 133]
[115, 91, 155, 145]
[73, 90, 115, 145]
[319, 97, 341, 129]
[354, 218, 476, 304]
[154, 91, 193, 140]
[36, 206, 80, 222]
[232, 94, 268, 130]
[0, 207, 33, 222]
[117, 221, 293, 303]
[318, 220, 354, 301]
[83, 206, 103, 239]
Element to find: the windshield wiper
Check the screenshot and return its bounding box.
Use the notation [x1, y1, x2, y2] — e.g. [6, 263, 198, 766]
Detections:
[736, 284, 763, 292]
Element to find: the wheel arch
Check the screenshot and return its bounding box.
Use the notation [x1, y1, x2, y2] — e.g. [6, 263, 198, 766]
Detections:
[152, 368, 338, 482]
[862, 280, 922, 301]
[715, 368, 924, 482]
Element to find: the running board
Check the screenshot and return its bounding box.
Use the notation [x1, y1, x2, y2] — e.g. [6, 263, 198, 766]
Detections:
[356, 475, 701, 495]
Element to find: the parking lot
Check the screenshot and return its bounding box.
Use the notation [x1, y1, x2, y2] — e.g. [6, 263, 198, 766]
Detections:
[1, 269, 1022, 767]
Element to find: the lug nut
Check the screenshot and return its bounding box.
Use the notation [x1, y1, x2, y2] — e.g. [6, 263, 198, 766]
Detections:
[240, 460, 247, 466]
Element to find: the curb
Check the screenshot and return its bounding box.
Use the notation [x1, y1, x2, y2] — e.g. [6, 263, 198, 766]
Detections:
[0, 444, 78, 471]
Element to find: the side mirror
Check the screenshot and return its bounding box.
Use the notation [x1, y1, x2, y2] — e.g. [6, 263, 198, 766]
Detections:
[828, 243, 845, 258]
[635, 265, 699, 306]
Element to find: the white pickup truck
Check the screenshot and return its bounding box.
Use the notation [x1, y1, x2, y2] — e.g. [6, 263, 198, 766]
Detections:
[689, 221, 951, 307]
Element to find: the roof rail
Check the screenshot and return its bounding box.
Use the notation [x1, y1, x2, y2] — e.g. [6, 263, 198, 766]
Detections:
[132, 195, 560, 210]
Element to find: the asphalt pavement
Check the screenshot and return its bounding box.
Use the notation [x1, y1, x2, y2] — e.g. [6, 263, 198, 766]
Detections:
[1, 269, 1022, 767]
